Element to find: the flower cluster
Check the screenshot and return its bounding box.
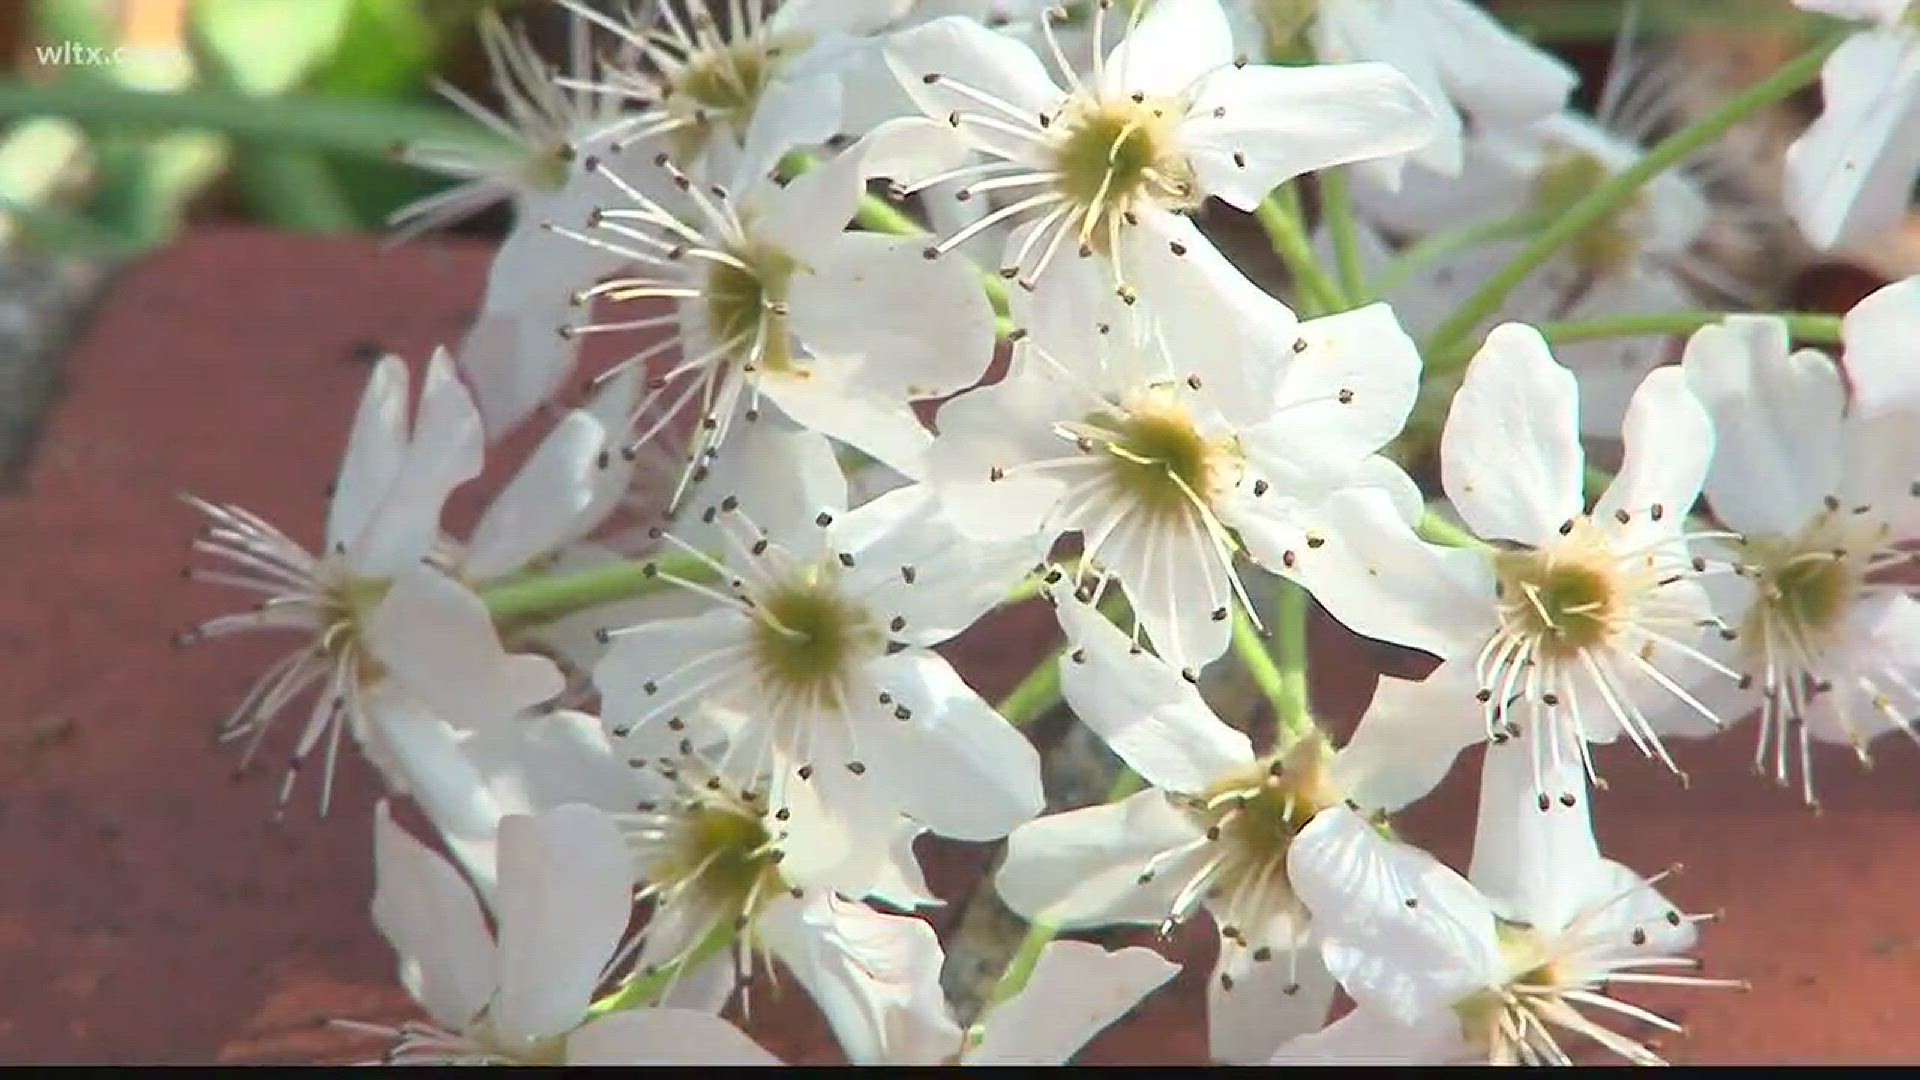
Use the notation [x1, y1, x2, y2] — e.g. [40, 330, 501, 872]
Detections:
[177, 0, 1918, 1066]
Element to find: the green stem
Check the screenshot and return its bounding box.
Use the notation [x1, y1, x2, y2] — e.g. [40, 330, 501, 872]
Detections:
[1535, 310, 1843, 350]
[1415, 508, 1487, 550]
[0, 81, 508, 164]
[1369, 212, 1553, 298]
[969, 767, 1140, 1037]
[480, 553, 709, 631]
[588, 921, 735, 1017]
[996, 649, 1064, 727]
[1254, 187, 1345, 317]
[1318, 170, 1367, 305]
[1422, 29, 1848, 366]
[1233, 587, 1313, 748]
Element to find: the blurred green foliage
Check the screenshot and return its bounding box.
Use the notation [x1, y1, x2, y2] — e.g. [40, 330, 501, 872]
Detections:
[1, 0, 519, 256]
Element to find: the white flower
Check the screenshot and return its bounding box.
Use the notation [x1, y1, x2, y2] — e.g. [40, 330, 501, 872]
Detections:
[1277, 742, 1736, 1066]
[354, 800, 780, 1064]
[557, 0, 915, 183]
[591, 438, 1046, 844]
[1785, 1, 1920, 251]
[1301, 325, 1734, 791]
[390, 8, 635, 437]
[882, 0, 1435, 306]
[1231, 0, 1578, 180]
[616, 753, 963, 1066]
[993, 590, 1454, 1063]
[391, 8, 625, 244]
[553, 119, 997, 494]
[180, 351, 581, 812]
[1674, 295, 1920, 803]
[1350, 105, 1719, 437]
[928, 290, 1421, 672]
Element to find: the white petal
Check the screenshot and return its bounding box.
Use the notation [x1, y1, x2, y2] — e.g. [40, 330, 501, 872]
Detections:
[789, 232, 998, 401]
[1100, 0, 1234, 100]
[1183, 61, 1439, 210]
[969, 941, 1179, 1065]
[1269, 1006, 1468, 1065]
[327, 355, 411, 554]
[759, 894, 963, 1065]
[1053, 590, 1254, 792]
[1239, 302, 1422, 476]
[1333, 663, 1488, 814]
[1558, 858, 1698, 959]
[364, 565, 565, 730]
[1208, 943, 1336, 1064]
[1252, 487, 1493, 663]
[491, 804, 635, 1044]
[677, 412, 848, 553]
[370, 800, 496, 1033]
[593, 608, 752, 753]
[1285, 807, 1502, 1023]
[1842, 411, 1920, 534]
[834, 483, 1045, 646]
[926, 355, 1079, 541]
[566, 1009, 782, 1065]
[1426, 0, 1578, 127]
[1313, 1, 1461, 177]
[1842, 275, 1920, 416]
[1683, 317, 1844, 535]
[1101, 510, 1233, 671]
[464, 411, 611, 581]
[731, 61, 844, 195]
[1467, 738, 1601, 934]
[1785, 30, 1920, 252]
[1441, 323, 1584, 546]
[350, 348, 485, 577]
[458, 231, 588, 440]
[861, 820, 944, 913]
[771, 0, 913, 37]
[860, 649, 1044, 841]
[1591, 366, 1713, 534]
[995, 791, 1202, 928]
[1796, 0, 1913, 23]
[759, 368, 936, 482]
[367, 689, 513, 906]
[460, 710, 642, 816]
[884, 15, 1065, 163]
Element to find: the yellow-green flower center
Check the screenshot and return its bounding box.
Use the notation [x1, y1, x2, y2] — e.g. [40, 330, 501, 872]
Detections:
[522, 142, 572, 193]
[1089, 391, 1236, 517]
[751, 572, 882, 707]
[1530, 151, 1647, 276]
[319, 574, 392, 674]
[1492, 529, 1624, 661]
[1168, 737, 1347, 941]
[664, 39, 783, 160]
[707, 245, 798, 372]
[655, 801, 785, 910]
[1451, 920, 1562, 1057]
[1051, 97, 1196, 251]
[1734, 510, 1887, 656]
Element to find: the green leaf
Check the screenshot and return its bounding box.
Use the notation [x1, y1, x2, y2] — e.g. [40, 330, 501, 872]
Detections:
[309, 0, 439, 98]
[189, 0, 354, 96]
[30, 0, 115, 51]
[0, 81, 512, 164]
[233, 145, 362, 233]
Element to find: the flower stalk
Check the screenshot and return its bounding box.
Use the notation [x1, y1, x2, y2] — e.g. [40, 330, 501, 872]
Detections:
[1422, 28, 1849, 365]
